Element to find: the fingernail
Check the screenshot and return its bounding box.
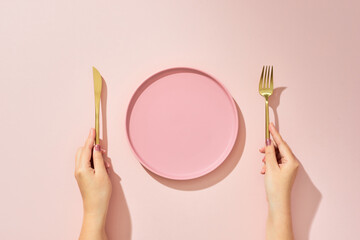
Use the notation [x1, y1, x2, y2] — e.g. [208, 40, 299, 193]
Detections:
[266, 139, 271, 146]
[94, 145, 101, 151]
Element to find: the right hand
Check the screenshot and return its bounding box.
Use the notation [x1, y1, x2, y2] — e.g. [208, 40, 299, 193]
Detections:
[259, 123, 299, 210]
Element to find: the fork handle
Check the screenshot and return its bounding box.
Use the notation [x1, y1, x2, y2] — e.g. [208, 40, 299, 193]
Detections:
[265, 98, 270, 141]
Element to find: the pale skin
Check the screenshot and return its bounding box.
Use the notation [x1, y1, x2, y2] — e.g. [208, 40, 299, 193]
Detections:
[260, 122, 299, 240]
[75, 129, 112, 240]
[75, 123, 298, 240]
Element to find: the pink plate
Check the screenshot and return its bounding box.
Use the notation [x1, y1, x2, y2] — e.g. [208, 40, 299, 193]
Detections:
[126, 68, 238, 180]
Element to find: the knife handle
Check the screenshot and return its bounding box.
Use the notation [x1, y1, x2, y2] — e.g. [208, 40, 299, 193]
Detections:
[95, 109, 100, 145]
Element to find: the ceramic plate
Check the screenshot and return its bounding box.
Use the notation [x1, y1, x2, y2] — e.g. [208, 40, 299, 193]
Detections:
[126, 68, 238, 180]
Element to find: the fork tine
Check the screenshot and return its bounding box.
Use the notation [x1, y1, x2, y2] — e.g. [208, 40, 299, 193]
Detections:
[264, 66, 268, 88]
[267, 65, 271, 88]
[270, 66, 273, 89]
[259, 66, 264, 90]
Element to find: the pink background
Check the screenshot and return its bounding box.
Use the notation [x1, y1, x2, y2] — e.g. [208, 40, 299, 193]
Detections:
[1, 0, 359, 239]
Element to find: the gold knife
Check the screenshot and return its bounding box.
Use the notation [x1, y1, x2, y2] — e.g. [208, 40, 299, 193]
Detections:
[93, 67, 102, 145]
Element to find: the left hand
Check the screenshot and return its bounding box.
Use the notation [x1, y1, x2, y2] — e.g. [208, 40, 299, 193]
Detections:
[75, 129, 112, 221]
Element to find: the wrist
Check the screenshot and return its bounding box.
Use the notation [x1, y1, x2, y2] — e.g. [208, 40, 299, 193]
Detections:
[83, 211, 107, 230]
[268, 197, 292, 226]
[268, 195, 291, 216]
[83, 200, 109, 222]
[80, 213, 107, 240]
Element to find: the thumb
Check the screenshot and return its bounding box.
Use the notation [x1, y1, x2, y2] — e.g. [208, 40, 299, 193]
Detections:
[265, 139, 279, 171]
[93, 145, 106, 174]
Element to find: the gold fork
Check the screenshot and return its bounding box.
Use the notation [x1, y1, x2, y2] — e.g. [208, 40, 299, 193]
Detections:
[258, 66, 273, 143]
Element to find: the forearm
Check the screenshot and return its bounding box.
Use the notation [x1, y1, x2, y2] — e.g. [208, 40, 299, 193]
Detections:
[266, 198, 294, 240]
[79, 213, 108, 240]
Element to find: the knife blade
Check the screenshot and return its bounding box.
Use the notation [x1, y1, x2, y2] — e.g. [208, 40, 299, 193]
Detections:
[93, 66, 102, 145]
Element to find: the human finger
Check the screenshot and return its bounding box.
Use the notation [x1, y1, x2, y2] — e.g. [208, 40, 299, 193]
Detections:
[265, 139, 279, 171]
[269, 123, 294, 161]
[261, 165, 266, 174]
[75, 147, 82, 170]
[93, 145, 106, 174]
[269, 123, 285, 146]
[80, 129, 95, 168]
[105, 160, 111, 168]
[259, 146, 265, 153]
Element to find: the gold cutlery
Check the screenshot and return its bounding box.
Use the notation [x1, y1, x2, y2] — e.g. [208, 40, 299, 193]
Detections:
[258, 66, 273, 143]
[93, 67, 102, 145]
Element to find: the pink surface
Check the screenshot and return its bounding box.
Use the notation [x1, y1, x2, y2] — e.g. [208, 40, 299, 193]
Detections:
[126, 68, 238, 179]
[1, 0, 360, 239]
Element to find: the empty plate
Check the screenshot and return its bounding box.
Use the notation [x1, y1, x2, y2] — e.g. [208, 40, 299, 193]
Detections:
[126, 68, 238, 180]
